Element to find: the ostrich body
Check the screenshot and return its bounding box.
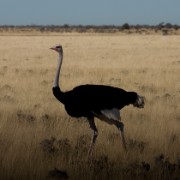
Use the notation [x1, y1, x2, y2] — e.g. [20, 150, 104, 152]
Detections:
[51, 45, 144, 156]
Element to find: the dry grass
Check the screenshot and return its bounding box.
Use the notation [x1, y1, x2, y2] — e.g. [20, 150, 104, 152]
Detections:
[0, 33, 180, 180]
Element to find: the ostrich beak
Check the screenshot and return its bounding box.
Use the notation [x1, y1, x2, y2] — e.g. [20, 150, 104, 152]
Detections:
[50, 47, 56, 50]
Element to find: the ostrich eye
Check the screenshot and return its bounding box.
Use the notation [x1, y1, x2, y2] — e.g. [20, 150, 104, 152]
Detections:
[56, 46, 61, 49]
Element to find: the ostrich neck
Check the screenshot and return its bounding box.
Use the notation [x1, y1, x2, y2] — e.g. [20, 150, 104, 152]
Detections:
[53, 53, 63, 87]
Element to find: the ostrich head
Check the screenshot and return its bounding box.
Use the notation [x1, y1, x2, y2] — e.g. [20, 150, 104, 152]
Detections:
[133, 94, 145, 108]
[50, 45, 63, 54]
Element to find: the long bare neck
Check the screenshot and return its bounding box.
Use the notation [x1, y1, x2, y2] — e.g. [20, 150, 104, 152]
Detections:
[53, 53, 63, 87]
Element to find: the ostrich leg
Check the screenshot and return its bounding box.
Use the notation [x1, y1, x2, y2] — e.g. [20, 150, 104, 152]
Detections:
[87, 117, 98, 158]
[93, 113, 127, 151]
[117, 121, 127, 151]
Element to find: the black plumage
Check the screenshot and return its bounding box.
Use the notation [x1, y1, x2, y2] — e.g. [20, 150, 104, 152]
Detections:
[53, 85, 138, 118]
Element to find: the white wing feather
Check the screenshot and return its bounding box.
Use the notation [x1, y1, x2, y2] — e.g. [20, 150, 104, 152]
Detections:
[101, 108, 120, 121]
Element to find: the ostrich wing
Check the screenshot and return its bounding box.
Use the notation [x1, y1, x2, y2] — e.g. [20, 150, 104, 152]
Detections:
[66, 84, 129, 112]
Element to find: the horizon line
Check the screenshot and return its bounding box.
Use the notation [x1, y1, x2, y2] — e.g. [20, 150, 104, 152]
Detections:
[0, 22, 179, 27]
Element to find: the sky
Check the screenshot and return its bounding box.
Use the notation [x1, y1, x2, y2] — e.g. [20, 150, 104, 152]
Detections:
[0, 0, 180, 25]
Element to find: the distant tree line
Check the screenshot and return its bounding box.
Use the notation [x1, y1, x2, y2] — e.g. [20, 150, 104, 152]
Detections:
[0, 23, 179, 34]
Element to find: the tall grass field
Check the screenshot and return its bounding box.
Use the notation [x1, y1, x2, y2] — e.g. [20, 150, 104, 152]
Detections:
[0, 33, 179, 179]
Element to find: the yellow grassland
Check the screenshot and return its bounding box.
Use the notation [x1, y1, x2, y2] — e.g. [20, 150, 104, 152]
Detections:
[0, 33, 179, 179]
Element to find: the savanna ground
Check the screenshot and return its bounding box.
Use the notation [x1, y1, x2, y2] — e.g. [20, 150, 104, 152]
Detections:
[0, 32, 180, 180]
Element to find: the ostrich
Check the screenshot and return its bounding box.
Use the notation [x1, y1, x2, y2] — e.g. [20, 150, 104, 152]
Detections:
[50, 45, 144, 156]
